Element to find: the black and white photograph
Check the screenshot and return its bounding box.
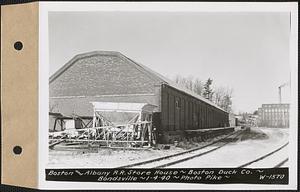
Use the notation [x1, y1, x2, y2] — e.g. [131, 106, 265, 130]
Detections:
[39, 2, 298, 190]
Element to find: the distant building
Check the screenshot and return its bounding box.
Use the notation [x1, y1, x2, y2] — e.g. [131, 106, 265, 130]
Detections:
[235, 113, 258, 127]
[257, 104, 289, 128]
[229, 113, 238, 127]
[247, 114, 259, 127]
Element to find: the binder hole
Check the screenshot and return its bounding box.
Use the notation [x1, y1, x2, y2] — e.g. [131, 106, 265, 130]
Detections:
[14, 41, 23, 51]
[13, 146, 22, 155]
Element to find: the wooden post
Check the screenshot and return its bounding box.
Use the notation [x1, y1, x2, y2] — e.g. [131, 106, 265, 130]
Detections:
[148, 114, 152, 147]
[140, 112, 144, 147]
[127, 125, 129, 148]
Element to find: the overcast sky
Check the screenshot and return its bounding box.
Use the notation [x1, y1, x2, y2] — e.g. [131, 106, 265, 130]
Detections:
[49, 11, 291, 113]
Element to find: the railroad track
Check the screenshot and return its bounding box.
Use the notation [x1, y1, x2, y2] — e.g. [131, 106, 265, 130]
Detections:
[237, 142, 289, 168]
[274, 158, 289, 168]
[118, 129, 245, 168]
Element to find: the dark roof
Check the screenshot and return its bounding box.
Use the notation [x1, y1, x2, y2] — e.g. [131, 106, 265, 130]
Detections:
[49, 112, 63, 116]
[50, 51, 227, 113]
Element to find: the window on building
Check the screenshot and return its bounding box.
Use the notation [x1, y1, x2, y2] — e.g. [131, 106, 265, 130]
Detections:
[175, 99, 181, 109]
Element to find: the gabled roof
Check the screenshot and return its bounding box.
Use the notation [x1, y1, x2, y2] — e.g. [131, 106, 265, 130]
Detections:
[50, 51, 227, 113]
[50, 51, 162, 84]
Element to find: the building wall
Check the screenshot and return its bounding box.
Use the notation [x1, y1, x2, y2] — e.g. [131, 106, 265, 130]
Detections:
[49, 115, 57, 131]
[229, 113, 237, 127]
[159, 84, 229, 143]
[258, 104, 289, 128]
[50, 54, 162, 116]
[50, 94, 160, 116]
[50, 54, 161, 97]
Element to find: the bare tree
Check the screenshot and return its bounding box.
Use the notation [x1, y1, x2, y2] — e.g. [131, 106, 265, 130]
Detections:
[193, 78, 203, 96]
[213, 86, 233, 112]
[186, 76, 194, 91]
[174, 75, 233, 112]
[213, 86, 226, 106]
[174, 75, 203, 95]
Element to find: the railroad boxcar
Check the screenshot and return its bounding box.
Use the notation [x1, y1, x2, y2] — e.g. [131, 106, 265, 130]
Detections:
[49, 51, 229, 144]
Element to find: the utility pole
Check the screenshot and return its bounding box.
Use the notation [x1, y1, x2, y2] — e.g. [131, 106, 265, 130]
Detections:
[278, 81, 290, 127]
[278, 82, 290, 103]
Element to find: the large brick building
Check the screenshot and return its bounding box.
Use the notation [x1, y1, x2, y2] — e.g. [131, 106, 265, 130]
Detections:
[50, 51, 162, 116]
[257, 104, 290, 128]
[50, 51, 229, 143]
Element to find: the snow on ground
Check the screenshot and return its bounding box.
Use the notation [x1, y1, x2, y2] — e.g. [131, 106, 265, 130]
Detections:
[48, 133, 234, 168]
[48, 146, 183, 168]
[168, 127, 289, 168]
[48, 127, 289, 168]
[133, 145, 218, 168]
[245, 144, 288, 168]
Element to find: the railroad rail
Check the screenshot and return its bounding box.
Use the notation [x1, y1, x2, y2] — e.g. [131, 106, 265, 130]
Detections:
[274, 158, 289, 168]
[237, 142, 289, 168]
[118, 129, 245, 168]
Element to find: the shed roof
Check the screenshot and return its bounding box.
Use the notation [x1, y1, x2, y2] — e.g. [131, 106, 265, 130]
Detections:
[50, 51, 227, 113]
